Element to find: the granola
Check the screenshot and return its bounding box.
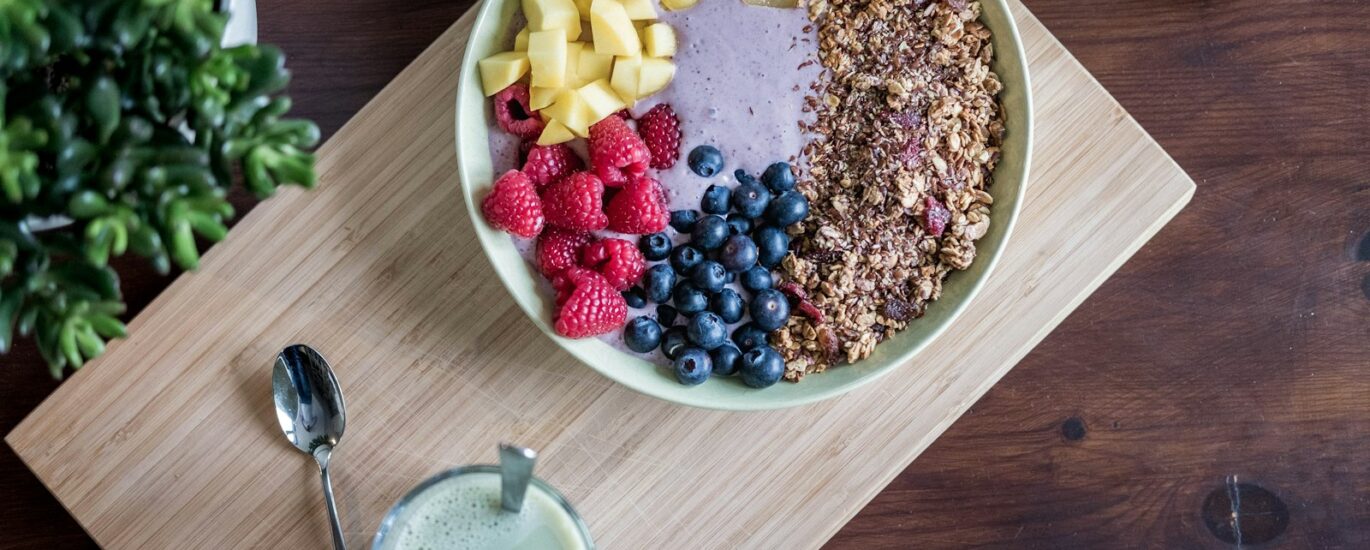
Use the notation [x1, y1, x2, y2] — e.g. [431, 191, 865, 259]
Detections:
[780, 0, 1005, 379]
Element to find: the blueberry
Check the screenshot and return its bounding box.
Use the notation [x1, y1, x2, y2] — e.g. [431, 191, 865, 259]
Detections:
[740, 346, 785, 388]
[690, 215, 729, 250]
[710, 288, 745, 323]
[765, 191, 810, 227]
[661, 326, 690, 359]
[673, 282, 709, 316]
[690, 260, 728, 293]
[670, 245, 703, 274]
[623, 316, 662, 353]
[702, 185, 731, 215]
[710, 344, 742, 376]
[761, 162, 796, 193]
[639, 232, 672, 261]
[726, 214, 753, 236]
[623, 287, 648, 309]
[718, 234, 758, 272]
[687, 145, 724, 177]
[753, 226, 790, 268]
[656, 304, 678, 327]
[731, 182, 772, 219]
[687, 312, 728, 350]
[734, 168, 759, 187]
[673, 348, 713, 385]
[670, 209, 699, 233]
[642, 264, 676, 303]
[732, 323, 770, 351]
[749, 288, 791, 331]
[741, 266, 773, 291]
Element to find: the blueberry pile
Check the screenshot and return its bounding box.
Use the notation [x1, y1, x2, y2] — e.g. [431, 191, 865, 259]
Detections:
[621, 146, 809, 389]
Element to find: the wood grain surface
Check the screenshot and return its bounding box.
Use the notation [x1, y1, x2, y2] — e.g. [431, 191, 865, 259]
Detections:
[0, 1, 1360, 549]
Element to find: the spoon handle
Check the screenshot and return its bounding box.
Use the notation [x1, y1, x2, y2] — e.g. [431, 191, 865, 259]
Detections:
[499, 443, 538, 513]
[318, 449, 348, 550]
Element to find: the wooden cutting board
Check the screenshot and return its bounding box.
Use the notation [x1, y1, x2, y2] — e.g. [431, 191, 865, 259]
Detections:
[7, 2, 1194, 548]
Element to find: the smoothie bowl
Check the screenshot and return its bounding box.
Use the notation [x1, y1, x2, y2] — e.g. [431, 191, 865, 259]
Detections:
[456, 0, 1031, 410]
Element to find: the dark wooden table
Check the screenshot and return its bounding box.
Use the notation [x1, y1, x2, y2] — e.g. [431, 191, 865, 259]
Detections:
[3, 1, 1367, 548]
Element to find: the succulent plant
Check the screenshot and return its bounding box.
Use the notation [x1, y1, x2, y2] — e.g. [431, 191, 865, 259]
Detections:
[0, 0, 319, 376]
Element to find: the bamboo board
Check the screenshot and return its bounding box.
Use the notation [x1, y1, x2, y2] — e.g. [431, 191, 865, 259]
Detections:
[7, 2, 1194, 548]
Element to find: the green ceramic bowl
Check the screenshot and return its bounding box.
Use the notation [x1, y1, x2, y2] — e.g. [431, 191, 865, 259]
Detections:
[455, 0, 1032, 411]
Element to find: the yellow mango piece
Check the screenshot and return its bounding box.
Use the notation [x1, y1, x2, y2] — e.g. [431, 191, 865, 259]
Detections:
[660, 0, 698, 11]
[621, 0, 657, 20]
[542, 88, 592, 137]
[638, 56, 675, 97]
[478, 51, 530, 96]
[578, 79, 626, 122]
[564, 41, 585, 87]
[589, 0, 641, 56]
[642, 23, 675, 57]
[537, 119, 577, 145]
[523, 0, 582, 40]
[578, 48, 614, 83]
[528, 29, 568, 88]
[610, 55, 642, 103]
[514, 27, 530, 51]
[530, 86, 558, 110]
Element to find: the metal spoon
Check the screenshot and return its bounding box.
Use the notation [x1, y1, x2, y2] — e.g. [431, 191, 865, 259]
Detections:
[498, 443, 538, 512]
[273, 344, 348, 550]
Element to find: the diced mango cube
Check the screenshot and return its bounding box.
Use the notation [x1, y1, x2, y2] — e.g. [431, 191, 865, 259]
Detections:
[514, 28, 530, 51]
[610, 55, 642, 103]
[578, 48, 614, 83]
[590, 0, 641, 56]
[660, 0, 698, 11]
[528, 29, 568, 88]
[564, 41, 586, 87]
[478, 51, 530, 96]
[578, 79, 626, 122]
[523, 0, 582, 40]
[542, 88, 592, 137]
[642, 23, 675, 57]
[638, 56, 675, 97]
[621, 0, 657, 20]
[530, 86, 558, 110]
[537, 119, 577, 145]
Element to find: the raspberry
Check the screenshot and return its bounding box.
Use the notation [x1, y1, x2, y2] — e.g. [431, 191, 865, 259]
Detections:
[611, 109, 632, 120]
[587, 115, 650, 186]
[480, 170, 543, 238]
[582, 238, 646, 291]
[523, 143, 584, 189]
[918, 196, 951, 237]
[551, 267, 627, 338]
[493, 84, 545, 140]
[541, 171, 608, 231]
[605, 174, 668, 234]
[536, 227, 596, 277]
[637, 104, 681, 169]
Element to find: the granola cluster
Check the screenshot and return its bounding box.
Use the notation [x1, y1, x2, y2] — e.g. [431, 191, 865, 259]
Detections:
[778, 0, 1006, 379]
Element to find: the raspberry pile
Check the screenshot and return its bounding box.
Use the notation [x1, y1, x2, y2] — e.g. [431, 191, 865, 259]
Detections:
[480, 84, 682, 339]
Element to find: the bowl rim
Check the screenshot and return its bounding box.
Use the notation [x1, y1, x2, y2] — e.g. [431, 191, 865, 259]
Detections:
[454, 0, 1032, 411]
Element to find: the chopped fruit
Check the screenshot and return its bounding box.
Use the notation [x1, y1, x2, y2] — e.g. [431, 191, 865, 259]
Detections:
[478, 52, 530, 96]
[636, 103, 681, 169]
[564, 41, 586, 87]
[552, 267, 627, 338]
[493, 84, 546, 139]
[542, 88, 592, 137]
[605, 174, 669, 234]
[577, 79, 627, 122]
[530, 86, 558, 111]
[642, 23, 676, 57]
[588, 115, 650, 185]
[528, 29, 569, 88]
[542, 171, 608, 231]
[620, 0, 657, 20]
[537, 119, 576, 145]
[610, 55, 641, 103]
[583, 238, 647, 290]
[536, 227, 595, 277]
[589, 0, 640, 56]
[578, 48, 614, 83]
[919, 196, 951, 237]
[514, 28, 530, 51]
[660, 0, 698, 11]
[522, 143, 585, 189]
[522, 0, 582, 40]
[481, 170, 544, 238]
[637, 57, 675, 96]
